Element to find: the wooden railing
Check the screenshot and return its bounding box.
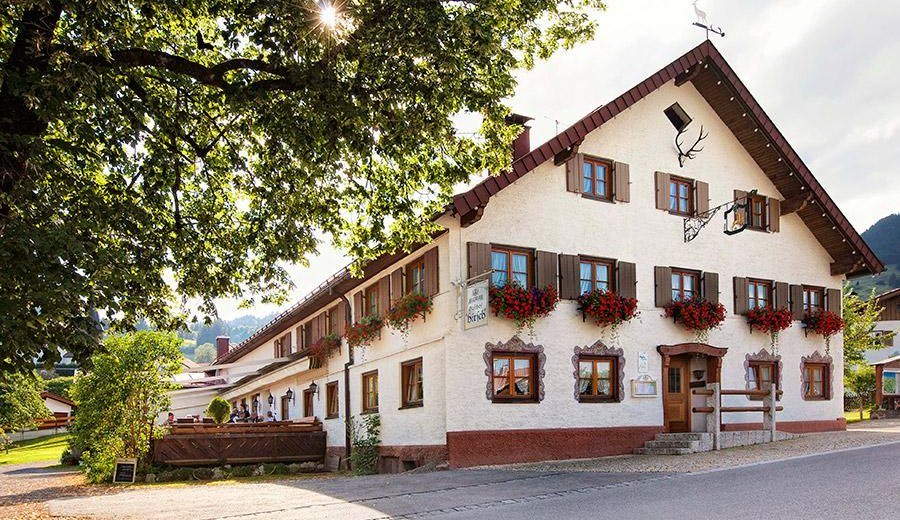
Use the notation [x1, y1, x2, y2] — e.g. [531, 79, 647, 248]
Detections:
[689, 382, 780, 450]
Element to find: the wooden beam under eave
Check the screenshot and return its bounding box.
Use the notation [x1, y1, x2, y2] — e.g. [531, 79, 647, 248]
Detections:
[553, 141, 582, 166]
[675, 64, 702, 87]
[830, 257, 865, 276]
[459, 206, 484, 228]
[780, 193, 813, 215]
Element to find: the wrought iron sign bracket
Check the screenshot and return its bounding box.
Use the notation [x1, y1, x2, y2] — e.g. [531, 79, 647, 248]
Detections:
[684, 189, 757, 243]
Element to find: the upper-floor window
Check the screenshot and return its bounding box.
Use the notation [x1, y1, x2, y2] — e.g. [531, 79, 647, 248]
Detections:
[407, 257, 426, 295]
[582, 157, 612, 201]
[401, 358, 424, 408]
[671, 269, 699, 301]
[490, 352, 536, 402]
[491, 247, 531, 287]
[327, 306, 340, 335]
[362, 370, 379, 413]
[579, 258, 614, 295]
[803, 286, 824, 314]
[669, 176, 693, 215]
[748, 279, 772, 310]
[749, 194, 767, 230]
[364, 284, 379, 317]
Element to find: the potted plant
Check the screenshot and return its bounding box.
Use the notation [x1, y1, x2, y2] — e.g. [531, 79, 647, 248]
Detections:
[802, 309, 844, 354]
[308, 334, 341, 368]
[746, 306, 793, 353]
[345, 315, 383, 349]
[577, 289, 639, 331]
[385, 292, 433, 338]
[663, 296, 726, 342]
[489, 283, 559, 335]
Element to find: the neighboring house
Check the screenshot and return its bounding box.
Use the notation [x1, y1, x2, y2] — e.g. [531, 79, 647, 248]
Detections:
[873, 354, 900, 411]
[40, 391, 76, 429]
[202, 40, 883, 470]
[866, 288, 900, 363]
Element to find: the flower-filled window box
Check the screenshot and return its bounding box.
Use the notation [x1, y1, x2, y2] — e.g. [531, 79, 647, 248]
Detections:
[802, 309, 843, 354]
[345, 315, 383, 349]
[309, 334, 341, 368]
[746, 306, 793, 352]
[577, 289, 639, 332]
[385, 292, 433, 338]
[489, 283, 559, 335]
[663, 296, 726, 342]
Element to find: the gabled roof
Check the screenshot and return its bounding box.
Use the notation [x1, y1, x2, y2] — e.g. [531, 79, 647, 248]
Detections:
[452, 40, 882, 278]
[41, 391, 76, 408]
[875, 287, 900, 303]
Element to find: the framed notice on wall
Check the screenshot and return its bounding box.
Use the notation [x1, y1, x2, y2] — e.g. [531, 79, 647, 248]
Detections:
[465, 279, 489, 329]
[631, 377, 658, 398]
[113, 458, 137, 484]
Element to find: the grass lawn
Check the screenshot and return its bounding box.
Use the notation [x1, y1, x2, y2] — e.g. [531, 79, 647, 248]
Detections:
[0, 433, 69, 465]
[844, 409, 871, 424]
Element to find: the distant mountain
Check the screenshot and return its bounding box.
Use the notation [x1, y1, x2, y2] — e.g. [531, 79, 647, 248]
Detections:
[135, 312, 278, 362]
[849, 213, 900, 296]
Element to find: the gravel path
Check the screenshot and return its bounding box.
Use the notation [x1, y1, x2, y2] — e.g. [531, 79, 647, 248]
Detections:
[0, 462, 100, 520]
[481, 419, 900, 473]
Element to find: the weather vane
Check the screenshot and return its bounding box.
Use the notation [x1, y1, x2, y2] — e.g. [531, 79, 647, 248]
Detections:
[692, 1, 725, 39]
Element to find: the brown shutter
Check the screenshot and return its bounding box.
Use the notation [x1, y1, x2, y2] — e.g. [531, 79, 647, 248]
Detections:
[734, 190, 748, 226]
[304, 323, 313, 349]
[768, 197, 781, 232]
[613, 162, 630, 202]
[424, 247, 439, 296]
[284, 332, 292, 354]
[274, 339, 280, 358]
[317, 313, 327, 341]
[733, 277, 749, 315]
[616, 261, 636, 299]
[534, 251, 558, 292]
[390, 268, 403, 301]
[335, 301, 346, 336]
[565, 153, 584, 193]
[654, 266, 672, 307]
[559, 254, 580, 300]
[826, 288, 841, 315]
[702, 271, 719, 304]
[655, 171, 670, 210]
[790, 284, 804, 320]
[695, 180, 709, 215]
[353, 291, 363, 321]
[378, 276, 391, 315]
[467, 242, 492, 280]
[775, 282, 789, 309]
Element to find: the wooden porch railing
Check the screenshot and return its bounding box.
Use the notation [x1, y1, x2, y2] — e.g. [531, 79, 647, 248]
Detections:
[690, 382, 780, 450]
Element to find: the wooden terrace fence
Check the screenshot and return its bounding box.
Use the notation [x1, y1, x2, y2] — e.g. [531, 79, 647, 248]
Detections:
[152, 418, 326, 466]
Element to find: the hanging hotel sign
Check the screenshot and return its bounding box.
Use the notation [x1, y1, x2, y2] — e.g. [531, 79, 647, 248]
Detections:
[465, 280, 489, 329]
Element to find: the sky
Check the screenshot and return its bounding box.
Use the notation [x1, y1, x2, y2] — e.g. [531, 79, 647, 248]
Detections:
[213, 0, 900, 320]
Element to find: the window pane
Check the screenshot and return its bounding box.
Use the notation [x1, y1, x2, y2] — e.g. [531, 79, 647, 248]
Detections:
[597, 379, 611, 396]
[596, 265, 609, 291]
[513, 358, 531, 396]
[679, 183, 689, 198]
[668, 367, 682, 393]
[578, 361, 593, 395]
[684, 275, 694, 292]
[748, 367, 759, 389]
[580, 262, 592, 294]
[596, 164, 607, 196]
[583, 163, 593, 193]
[493, 357, 510, 396]
[579, 378, 592, 395]
[672, 274, 682, 290]
[512, 254, 527, 275]
[580, 280, 592, 295]
[493, 358, 509, 377]
[596, 360, 611, 379]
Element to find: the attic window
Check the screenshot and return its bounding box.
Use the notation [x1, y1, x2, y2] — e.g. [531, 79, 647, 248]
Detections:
[664, 103, 692, 132]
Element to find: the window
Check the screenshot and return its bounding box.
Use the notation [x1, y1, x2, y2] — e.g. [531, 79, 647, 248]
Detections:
[668, 177, 693, 215]
[325, 382, 339, 419]
[401, 358, 424, 408]
[296, 325, 306, 350]
[667, 367, 682, 393]
[577, 356, 617, 401]
[579, 258, 614, 295]
[491, 353, 536, 401]
[581, 157, 612, 200]
[671, 269, 699, 301]
[748, 279, 772, 310]
[281, 395, 291, 421]
[327, 306, 340, 335]
[748, 362, 777, 391]
[491, 247, 532, 287]
[803, 363, 828, 400]
[407, 257, 426, 295]
[362, 370, 379, 413]
[749, 194, 767, 230]
[364, 285, 379, 317]
[803, 286, 824, 314]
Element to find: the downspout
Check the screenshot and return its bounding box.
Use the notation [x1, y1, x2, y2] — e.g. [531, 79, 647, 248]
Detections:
[339, 292, 354, 467]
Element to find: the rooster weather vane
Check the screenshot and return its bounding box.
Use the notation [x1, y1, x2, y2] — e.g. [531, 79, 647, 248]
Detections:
[692, 1, 725, 39]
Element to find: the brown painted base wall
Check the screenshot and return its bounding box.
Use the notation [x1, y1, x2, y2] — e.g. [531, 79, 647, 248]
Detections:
[722, 418, 847, 433]
[446, 426, 663, 468]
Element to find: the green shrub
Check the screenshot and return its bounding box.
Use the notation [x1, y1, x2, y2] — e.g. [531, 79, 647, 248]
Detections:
[230, 465, 254, 478]
[350, 414, 381, 475]
[206, 396, 231, 424]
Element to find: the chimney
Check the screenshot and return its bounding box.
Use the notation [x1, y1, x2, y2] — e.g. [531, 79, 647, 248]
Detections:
[215, 336, 230, 359]
[505, 113, 533, 161]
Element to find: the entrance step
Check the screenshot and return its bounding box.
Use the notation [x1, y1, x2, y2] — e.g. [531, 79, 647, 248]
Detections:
[634, 432, 713, 455]
[633, 446, 693, 455]
[643, 439, 699, 450]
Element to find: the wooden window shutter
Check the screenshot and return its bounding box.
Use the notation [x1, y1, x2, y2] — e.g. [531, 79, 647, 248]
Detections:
[335, 301, 346, 336]
[424, 247, 439, 296]
[774, 282, 789, 309]
[789, 284, 804, 320]
[284, 332, 292, 354]
[767, 197, 781, 232]
[613, 162, 630, 202]
[654, 266, 672, 307]
[702, 271, 719, 304]
[565, 153, 584, 193]
[616, 261, 636, 299]
[467, 242, 491, 280]
[390, 268, 403, 301]
[353, 291, 363, 322]
[317, 313, 327, 341]
[655, 171, 670, 210]
[826, 288, 841, 315]
[304, 323, 313, 349]
[274, 339, 280, 358]
[534, 251, 558, 292]
[378, 276, 391, 315]
[734, 190, 748, 225]
[733, 277, 749, 315]
[558, 254, 580, 300]
[695, 180, 710, 215]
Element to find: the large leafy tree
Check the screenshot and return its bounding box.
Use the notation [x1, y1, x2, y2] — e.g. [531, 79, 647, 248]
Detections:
[842, 286, 895, 370]
[0, 1, 604, 371]
[0, 371, 51, 441]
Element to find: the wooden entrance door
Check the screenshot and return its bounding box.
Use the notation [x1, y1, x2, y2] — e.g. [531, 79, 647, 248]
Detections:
[303, 389, 314, 418]
[665, 355, 691, 432]
[280, 395, 290, 421]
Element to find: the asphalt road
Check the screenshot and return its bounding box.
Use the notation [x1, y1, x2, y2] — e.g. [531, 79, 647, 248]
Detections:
[47, 442, 900, 520]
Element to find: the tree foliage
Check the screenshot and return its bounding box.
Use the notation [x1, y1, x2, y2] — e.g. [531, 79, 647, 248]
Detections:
[0, 0, 605, 371]
[844, 364, 876, 421]
[193, 342, 216, 364]
[44, 376, 75, 398]
[69, 331, 181, 482]
[0, 371, 51, 437]
[842, 285, 895, 371]
[206, 396, 231, 424]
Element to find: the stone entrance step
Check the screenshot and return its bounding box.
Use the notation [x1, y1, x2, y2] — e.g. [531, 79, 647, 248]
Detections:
[633, 432, 713, 455]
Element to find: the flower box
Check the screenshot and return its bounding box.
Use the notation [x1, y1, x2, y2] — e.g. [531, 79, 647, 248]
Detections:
[489, 283, 559, 334]
[577, 289, 639, 330]
[663, 296, 726, 342]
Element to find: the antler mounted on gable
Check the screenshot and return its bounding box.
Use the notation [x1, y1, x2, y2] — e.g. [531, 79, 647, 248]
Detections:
[675, 125, 708, 167]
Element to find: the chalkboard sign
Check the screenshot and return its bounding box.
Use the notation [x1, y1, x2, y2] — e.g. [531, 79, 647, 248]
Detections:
[113, 458, 137, 484]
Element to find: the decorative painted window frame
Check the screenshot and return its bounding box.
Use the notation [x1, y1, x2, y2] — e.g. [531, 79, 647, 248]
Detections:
[483, 336, 546, 402]
[800, 350, 833, 401]
[571, 340, 626, 402]
[744, 348, 782, 401]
